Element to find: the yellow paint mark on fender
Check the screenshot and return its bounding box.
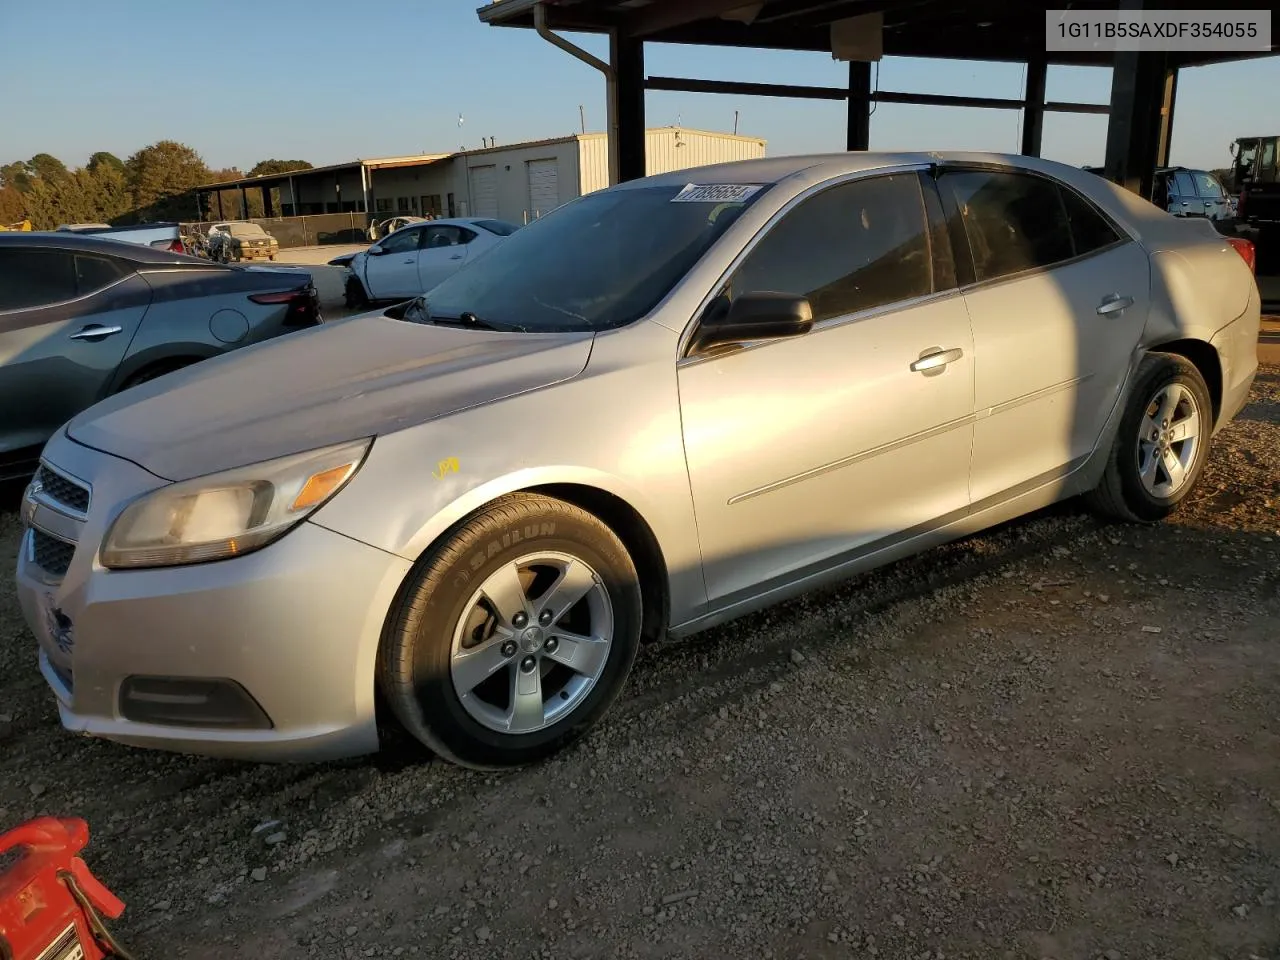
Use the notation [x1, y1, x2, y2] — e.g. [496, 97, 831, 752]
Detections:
[433, 457, 460, 480]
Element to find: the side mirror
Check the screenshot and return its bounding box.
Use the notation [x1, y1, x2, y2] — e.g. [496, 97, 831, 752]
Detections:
[689, 291, 814, 356]
[367, 244, 386, 256]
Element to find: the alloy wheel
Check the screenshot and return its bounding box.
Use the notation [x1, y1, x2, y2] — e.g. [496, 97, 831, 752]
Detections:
[1136, 382, 1201, 499]
[449, 551, 614, 735]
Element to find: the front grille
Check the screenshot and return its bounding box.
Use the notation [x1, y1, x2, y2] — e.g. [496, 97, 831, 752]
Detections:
[36, 465, 90, 514]
[31, 530, 75, 577]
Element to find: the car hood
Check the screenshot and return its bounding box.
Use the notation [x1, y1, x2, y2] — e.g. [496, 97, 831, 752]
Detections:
[66, 313, 595, 482]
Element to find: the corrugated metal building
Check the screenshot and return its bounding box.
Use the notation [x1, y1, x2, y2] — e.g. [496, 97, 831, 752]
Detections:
[196, 127, 767, 231]
[458, 127, 769, 223]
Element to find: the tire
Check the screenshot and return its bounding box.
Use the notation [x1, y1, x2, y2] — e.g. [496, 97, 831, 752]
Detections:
[1086, 352, 1213, 523]
[344, 275, 369, 310]
[378, 493, 643, 769]
[116, 358, 199, 393]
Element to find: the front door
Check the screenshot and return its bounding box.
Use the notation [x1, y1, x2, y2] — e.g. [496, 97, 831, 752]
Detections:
[0, 247, 151, 465]
[934, 166, 1150, 506]
[362, 226, 424, 299]
[678, 171, 975, 607]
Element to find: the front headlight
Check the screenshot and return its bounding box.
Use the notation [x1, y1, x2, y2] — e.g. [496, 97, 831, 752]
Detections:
[100, 438, 372, 570]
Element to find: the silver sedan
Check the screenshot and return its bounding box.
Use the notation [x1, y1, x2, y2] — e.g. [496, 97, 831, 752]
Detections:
[16, 152, 1261, 768]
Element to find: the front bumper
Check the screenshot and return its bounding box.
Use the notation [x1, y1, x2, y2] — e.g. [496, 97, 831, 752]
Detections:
[15, 432, 411, 762]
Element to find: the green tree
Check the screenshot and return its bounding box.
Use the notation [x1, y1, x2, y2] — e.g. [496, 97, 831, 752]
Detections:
[87, 151, 125, 175]
[27, 153, 70, 183]
[126, 140, 211, 218]
[248, 159, 312, 177]
[0, 161, 32, 192]
[0, 184, 26, 223]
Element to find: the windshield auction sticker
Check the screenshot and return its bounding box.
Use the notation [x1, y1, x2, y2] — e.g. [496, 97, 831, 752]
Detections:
[671, 183, 764, 203]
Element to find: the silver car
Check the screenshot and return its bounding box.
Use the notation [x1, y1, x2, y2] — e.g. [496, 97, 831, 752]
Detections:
[16, 152, 1260, 769]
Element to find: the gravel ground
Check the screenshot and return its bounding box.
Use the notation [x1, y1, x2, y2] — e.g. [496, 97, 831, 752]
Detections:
[1, 366, 1277, 960]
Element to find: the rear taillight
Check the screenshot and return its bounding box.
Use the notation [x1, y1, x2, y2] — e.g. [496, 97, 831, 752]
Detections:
[169, 238, 186, 253]
[248, 290, 299, 304]
[249, 287, 321, 326]
[1226, 236, 1255, 274]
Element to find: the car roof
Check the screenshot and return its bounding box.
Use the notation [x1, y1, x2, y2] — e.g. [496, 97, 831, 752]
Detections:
[0, 231, 203, 264]
[617, 150, 1156, 192]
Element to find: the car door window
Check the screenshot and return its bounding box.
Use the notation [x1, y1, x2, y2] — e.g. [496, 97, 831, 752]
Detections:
[940, 169, 1076, 282]
[379, 228, 422, 254]
[0, 249, 78, 311]
[423, 225, 466, 248]
[1173, 171, 1196, 197]
[1058, 186, 1124, 257]
[1194, 173, 1224, 198]
[722, 172, 934, 324]
[74, 254, 127, 295]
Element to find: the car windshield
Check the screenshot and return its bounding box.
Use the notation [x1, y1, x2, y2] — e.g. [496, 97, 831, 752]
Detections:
[228, 223, 266, 237]
[420, 182, 771, 332]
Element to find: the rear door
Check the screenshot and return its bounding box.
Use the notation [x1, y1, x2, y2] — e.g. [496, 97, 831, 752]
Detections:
[415, 224, 473, 292]
[362, 226, 424, 299]
[0, 247, 151, 458]
[1191, 171, 1231, 222]
[936, 166, 1150, 505]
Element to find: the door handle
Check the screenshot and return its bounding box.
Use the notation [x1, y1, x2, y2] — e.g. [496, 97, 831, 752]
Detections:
[910, 347, 964, 373]
[402, 258, 415, 264]
[69, 324, 123, 342]
[449, 254, 463, 260]
[1096, 294, 1134, 316]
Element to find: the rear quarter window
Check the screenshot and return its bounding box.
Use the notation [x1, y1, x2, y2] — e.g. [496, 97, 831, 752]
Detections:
[0, 248, 78, 310]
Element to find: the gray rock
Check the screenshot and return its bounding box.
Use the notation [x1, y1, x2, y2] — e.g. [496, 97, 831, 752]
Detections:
[1232, 904, 1248, 918]
[250, 867, 268, 882]
[790, 649, 807, 665]
[29, 784, 44, 798]
[265, 832, 288, 846]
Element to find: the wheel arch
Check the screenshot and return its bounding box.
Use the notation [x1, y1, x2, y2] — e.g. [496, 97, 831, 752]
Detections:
[389, 478, 673, 646]
[1146, 338, 1222, 423]
[525, 482, 671, 645]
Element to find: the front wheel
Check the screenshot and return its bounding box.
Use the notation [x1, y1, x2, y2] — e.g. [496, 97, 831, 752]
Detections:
[344, 275, 369, 309]
[378, 493, 642, 769]
[1086, 353, 1213, 523]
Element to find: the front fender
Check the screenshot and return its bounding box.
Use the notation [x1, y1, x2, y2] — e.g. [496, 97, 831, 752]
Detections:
[307, 321, 708, 624]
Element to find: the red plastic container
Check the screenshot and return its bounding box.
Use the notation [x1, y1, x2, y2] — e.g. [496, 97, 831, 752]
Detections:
[0, 818, 127, 960]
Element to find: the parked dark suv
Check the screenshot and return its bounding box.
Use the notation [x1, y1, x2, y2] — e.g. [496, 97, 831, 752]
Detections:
[0, 233, 321, 481]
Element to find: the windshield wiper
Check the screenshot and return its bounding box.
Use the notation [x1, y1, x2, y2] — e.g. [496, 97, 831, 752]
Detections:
[430, 310, 498, 330]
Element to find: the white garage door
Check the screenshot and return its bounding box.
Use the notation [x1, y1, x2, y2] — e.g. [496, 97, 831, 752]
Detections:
[527, 159, 559, 219]
[468, 165, 498, 218]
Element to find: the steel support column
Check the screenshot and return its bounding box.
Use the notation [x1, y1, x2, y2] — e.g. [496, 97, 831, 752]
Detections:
[847, 60, 871, 151]
[1021, 57, 1047, 157]
[611, 27, 646, 182]
[261, 185, 275, 218]
[1155, 66, 1178, 168]
[239, 185, 248, 220]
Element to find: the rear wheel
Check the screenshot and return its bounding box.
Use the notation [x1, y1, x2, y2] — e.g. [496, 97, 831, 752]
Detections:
[1086, 353, 1213, 523]
[116, 358, 200, 393]
[377, 493, 642, 769]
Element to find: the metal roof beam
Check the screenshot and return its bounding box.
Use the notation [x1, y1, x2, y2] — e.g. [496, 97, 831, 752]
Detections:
[626, 0, 767, 36]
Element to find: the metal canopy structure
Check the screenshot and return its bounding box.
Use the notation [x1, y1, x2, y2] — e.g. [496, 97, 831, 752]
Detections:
[478, 0, 1276, 199]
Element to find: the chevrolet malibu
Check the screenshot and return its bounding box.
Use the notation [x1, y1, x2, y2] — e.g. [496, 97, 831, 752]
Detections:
[16, 152, 1260, 769]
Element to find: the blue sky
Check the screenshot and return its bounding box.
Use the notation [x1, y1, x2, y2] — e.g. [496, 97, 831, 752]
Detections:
[0, 0, 1273, 173]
